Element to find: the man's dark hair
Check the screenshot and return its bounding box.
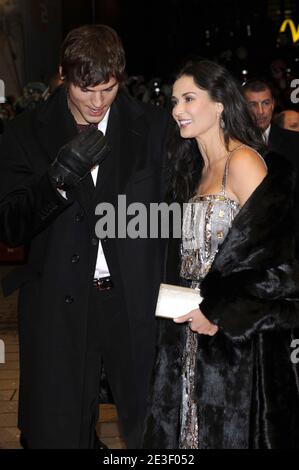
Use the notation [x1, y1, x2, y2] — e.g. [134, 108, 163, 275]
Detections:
[60, 24, 126, 88]
[242, 79, 274, 98]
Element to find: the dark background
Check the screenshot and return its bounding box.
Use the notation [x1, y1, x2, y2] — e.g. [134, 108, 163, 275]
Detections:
[62, 0, 299, 79]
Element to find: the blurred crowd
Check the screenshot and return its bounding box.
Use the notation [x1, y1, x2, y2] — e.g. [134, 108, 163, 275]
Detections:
[1, 55, 299, 137]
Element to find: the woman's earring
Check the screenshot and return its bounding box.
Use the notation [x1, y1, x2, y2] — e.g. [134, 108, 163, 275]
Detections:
[220, 114, 225, 129]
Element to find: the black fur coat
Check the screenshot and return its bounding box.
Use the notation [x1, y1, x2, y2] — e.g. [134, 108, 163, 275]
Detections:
[143, 153, 299, 449]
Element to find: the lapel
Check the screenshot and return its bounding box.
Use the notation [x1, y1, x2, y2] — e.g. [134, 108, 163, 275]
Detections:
[268, 123, 284, 153]
[93, 91, 147, 203]
[35, 86, 96, 214]
[35, 86, 77, 162]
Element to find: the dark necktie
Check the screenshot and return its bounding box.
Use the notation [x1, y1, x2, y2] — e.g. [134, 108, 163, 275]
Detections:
[76, 122, 98, 133]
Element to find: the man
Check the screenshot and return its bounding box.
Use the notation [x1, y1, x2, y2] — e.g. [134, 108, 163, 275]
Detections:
[243, 79, 299, 164]
[243, 79, 299, 259]
[274, 109, 299, 133]
[0, 25, 168, 449]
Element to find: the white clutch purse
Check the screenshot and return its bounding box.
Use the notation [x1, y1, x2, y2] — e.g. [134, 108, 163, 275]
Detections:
[155, 283, 203, 319]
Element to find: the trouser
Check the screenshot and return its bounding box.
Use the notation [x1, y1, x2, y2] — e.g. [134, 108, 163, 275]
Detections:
[79, 285, 145, 449]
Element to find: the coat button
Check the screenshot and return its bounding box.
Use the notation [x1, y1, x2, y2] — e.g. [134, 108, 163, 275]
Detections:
[71, 254, 80, 263]
[65, 295, 74, 304]
[75, 212, 84, 222]
[91, 237, 98, 246]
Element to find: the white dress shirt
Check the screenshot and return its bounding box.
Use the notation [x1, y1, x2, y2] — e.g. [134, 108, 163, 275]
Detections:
[58, 109, 111, 278]
[263, 124, 271, 144]
[93, 109, 111, 278]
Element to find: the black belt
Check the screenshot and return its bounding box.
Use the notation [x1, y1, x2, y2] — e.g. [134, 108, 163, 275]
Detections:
[93, 276, 114, 291]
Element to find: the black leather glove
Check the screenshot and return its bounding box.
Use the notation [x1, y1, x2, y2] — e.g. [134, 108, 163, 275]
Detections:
[49, 127, 109, 189]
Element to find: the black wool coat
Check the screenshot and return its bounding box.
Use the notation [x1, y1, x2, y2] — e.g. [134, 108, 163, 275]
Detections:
[267, 123, 299, 258]
[0, 86, 169, 448]
[143, 153, 299, 449]
[268, 122, 299, 166]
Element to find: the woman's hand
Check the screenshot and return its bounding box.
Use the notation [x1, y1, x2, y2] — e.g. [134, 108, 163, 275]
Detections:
[173, 308, 219, 336]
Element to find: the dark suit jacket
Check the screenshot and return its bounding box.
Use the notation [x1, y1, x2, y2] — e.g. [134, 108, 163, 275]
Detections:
[0, 86, 169, 448]
[268, 122, 299, 167]
[267, 122, 299, 257]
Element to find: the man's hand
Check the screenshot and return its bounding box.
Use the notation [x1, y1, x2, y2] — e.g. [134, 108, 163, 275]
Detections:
[49, 127, 109, 189]
[174, 308, 219, 336]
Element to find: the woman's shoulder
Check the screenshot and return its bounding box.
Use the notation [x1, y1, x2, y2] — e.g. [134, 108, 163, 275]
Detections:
[227, 144, 268, 206]
[228, 144, 267, 174]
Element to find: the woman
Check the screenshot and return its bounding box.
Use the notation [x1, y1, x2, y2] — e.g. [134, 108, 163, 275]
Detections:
[143, 60, 299, 449]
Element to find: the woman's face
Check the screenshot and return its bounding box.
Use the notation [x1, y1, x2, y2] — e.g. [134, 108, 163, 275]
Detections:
[171, 75, 222, 139]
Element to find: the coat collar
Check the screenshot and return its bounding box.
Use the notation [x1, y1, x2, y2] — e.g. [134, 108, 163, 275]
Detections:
[93, 90, 149, 200]
[35, 85, 77, 161]
[34, 86, 148, 211]
[35, 85, 146, 156]
[35, 87, 97, 212]
[268, 122, 284, 152]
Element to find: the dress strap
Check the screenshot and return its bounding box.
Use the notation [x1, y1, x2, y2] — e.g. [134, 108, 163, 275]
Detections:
[220, 144, 245, 196]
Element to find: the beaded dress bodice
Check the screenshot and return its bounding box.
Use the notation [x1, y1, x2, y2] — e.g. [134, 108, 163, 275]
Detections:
[178, 151, 241, 449]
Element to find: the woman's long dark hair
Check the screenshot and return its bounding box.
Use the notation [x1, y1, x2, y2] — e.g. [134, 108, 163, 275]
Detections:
[167, 60, 266, 203]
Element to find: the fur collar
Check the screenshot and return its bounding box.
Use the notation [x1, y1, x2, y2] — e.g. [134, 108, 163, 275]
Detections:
[208, 152, 296, 275]
[199, 151, 299, 336]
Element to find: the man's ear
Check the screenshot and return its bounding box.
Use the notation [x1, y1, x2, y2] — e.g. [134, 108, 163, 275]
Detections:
[59, 66, 65, 81]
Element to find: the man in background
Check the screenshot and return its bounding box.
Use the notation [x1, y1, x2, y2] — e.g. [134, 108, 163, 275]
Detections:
[243, 79, 299, 163]
[274, 110, 299, 133]
[244, 79, 299, 259]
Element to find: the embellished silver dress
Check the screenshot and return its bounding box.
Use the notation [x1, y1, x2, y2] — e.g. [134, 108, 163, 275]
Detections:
[179, 159, 240, 449]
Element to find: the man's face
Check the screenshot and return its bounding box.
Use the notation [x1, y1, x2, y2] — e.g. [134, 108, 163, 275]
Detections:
[244, 88, 274, 131]
[67, 77, 119, 125]
[283, 110, 299, 132]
